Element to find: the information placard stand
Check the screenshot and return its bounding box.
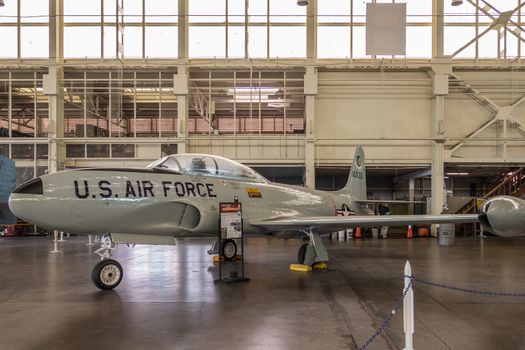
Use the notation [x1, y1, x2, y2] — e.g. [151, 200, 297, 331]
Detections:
[214, 202, 249, 284]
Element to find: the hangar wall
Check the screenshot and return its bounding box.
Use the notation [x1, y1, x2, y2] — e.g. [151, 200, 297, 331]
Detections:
[315, 71, 434, 165]
[1, 0, 525, 222]
[314, 69, 525, 166]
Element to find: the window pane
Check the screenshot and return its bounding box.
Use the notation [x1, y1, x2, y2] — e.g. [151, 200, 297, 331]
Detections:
[318, 26, 350, 58]
[124, 0, 143, 23]
[65, 27, 101, 58]
[353, 0, 367, 23]
[228, 26, 245, 58]
[104, 26, 117, 58]
[445, 26, 476, 58]
[64, 0, 100, 23]
[0, 0, 18, 23]
[123, 26, 143, 58]
[87, 144, 110, 158]
[21, 0, 49, 23]
[352, 26, 367, 58]
[406, 26, 431, 58]
[66, 144, 85, 158]
[248, 0, 267, 23]
[318, 0, 350, 23]
[488, 0, 518, 12]
[21, 27, 49, 58]
[478, 27, 498, 58]
[269, 0, 305, 23]
[444, 1, 476, 23]
[189, 0, 225, 23]
[12, 145, 34, 160]
[145, 26, 178, 58]
[0, 145, 8, 158]
[407, 0, 431, 23]
[506, 30, 519, 59]
[189, 26, 226, 58]
[111, 144, 135, 158]
[145, 0, 178, 23]
[36, 144, 48, 160]
[104, 0, 117, 23]
[0, 27, 17, 58]
[270, 27, 305, 58]
[248, 26, 267, 58]
[228, 0, 245, 23]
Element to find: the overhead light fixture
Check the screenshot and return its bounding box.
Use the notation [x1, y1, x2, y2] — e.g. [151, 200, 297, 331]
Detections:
[297, 0, 308, 6]
[451, 0, 463, 6]
[0, 0, 5, 7]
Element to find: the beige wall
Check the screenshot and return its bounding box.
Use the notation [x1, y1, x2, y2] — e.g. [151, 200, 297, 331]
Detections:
[313, 70, 525, 166]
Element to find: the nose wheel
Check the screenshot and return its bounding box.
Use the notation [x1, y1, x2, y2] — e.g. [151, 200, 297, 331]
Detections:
[91, 259, 123, 290]
[91, 234, 124, 290]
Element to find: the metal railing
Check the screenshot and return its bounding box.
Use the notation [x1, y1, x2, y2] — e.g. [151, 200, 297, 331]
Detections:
[457, 167, 525, 215]
[358, 261, 525, 350]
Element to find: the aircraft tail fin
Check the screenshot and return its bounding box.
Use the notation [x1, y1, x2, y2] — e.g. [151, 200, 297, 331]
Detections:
[338, 145, 367, 200]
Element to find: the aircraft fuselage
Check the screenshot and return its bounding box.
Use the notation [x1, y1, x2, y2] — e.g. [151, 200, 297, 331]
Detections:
[9, 168, 370, 237]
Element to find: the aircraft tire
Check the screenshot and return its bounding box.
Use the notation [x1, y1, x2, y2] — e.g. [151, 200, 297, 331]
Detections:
[91, 259, 124, 290]
[297, 243, 308, 264]
[221, 239, 237, 261]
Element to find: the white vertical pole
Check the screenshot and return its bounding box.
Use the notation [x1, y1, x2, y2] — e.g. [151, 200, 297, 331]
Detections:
[58, 231, 64, 242]
[403, 261, 414, 350]
[87, 234, 94, 246]
[50, 231, 61, 253]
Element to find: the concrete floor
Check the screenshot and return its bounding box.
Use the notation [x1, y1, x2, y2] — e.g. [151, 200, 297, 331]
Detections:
[0, 236, 524, 350]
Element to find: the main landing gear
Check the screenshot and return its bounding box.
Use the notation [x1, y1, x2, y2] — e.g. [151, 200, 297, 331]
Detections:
[91, 235, 123, 290]
[207, 239, 238, 261]
[296, 229, 329, 267]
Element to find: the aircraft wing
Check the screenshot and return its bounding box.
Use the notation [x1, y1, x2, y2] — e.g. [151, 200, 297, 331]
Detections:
[356, 199, 425, 205]
[252, 214, 478, 232]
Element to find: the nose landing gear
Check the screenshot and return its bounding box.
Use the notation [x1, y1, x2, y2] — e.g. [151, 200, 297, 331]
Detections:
[91, 235, 123, 290]
[91, 259, 123, 290]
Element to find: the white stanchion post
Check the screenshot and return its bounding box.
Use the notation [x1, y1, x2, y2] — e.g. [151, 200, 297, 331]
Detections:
[403, 261, 414, 350]
[58, 231, 64, 242]
[86, 235, 94, 246]
[50, 231, 61, 253]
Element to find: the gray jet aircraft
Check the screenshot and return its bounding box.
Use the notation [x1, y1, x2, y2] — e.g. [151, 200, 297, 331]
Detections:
[9, 146, 478, 290]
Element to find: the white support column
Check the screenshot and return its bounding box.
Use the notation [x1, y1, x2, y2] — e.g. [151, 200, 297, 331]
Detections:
[178, 0, 188, 61]
[304, 0, 317, 188]
[304, 67, 318, 189]
[306, 0, 317, 63]
[431, 68, 449, 236]
[305, 96, 315, 189]
[432, 0, 444, 58]
[175, 67, 189, 154]
[46, 71, 64, 174]
[408, 178, 415, 215]
[431, 96, 445, 236]
[47, 0, 64, 174]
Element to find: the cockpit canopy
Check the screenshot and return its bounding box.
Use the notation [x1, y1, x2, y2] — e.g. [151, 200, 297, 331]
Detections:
[147, 154, 266, 183]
